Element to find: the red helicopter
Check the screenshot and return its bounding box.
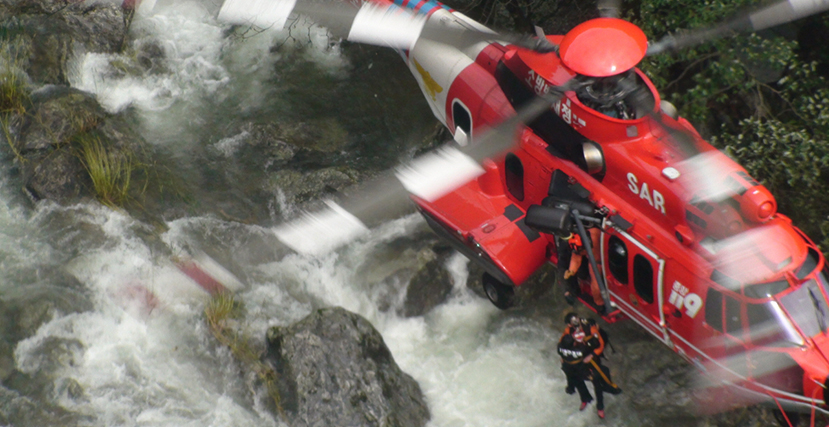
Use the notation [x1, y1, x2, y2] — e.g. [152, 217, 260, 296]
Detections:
[218, 0, 829, 423]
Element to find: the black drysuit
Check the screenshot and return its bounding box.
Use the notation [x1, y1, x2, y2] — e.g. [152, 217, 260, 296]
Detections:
[557, 334, 592, 405]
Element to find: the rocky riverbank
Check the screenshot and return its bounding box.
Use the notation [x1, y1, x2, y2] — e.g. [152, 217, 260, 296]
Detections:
[0, 1, 804, 426]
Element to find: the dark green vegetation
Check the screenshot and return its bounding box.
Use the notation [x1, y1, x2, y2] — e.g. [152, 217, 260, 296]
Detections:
[635, 0, 829, 252]
[456, 0, 829, 253]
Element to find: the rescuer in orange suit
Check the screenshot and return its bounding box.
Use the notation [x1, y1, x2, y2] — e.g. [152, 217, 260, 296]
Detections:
[556, 234, 578, 306]
[563, 227, 605, 314]
[581, 317, 621, 418]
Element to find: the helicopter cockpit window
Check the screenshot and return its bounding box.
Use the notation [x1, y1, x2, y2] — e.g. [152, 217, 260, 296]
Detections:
[816, 265, 829, 300]
[744, 279, 789, 299]
[779, 279, 829, 337]
[575, 70, 648, 120]
[796, 247, 820, 280]
[747, 301, 804, 347]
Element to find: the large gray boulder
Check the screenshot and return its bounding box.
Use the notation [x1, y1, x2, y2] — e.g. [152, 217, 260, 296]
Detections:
[400, 244, 454, 318]
[2, 85, 146, 204]
[264, 307, 430, 427]
[1, 0, 128, 85]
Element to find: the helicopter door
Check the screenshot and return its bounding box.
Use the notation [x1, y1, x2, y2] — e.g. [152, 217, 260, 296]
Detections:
[602, 227, 670, 344]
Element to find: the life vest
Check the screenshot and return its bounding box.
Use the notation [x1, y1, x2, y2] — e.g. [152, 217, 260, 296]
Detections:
[568, 234, 583, 252]
[561, 322, 605, 358]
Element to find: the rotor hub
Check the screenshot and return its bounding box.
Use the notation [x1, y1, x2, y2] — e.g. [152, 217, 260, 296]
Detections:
[559, 18, 648, 78]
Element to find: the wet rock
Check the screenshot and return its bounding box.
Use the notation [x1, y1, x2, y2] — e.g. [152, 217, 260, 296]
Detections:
[22, 85, 105, 151]
[6, 86, 99, 202]
[240, 122, 297, 164]
[4, 85, 149, 204]
[278, 118, 349, 153]
[0, 375, 87, 426]
[53, 377, 86, 402]
[264, 307, 430, 427]
[269, 167, 359, 206]
[2, 0, 128, 85]
[348, 230, 442, 313]
[400, 248, 454, 317]
[5, 272, 93, 342]
[24, 147, 90, 202]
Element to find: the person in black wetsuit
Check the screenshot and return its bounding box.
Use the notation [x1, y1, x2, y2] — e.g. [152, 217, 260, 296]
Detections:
[557, 327, 593, 411]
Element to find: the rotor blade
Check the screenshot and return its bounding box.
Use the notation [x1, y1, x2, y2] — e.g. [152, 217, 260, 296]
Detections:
[218, 0, 557, 52]
[218, 0, 299, 31]
[273, 90, 566, 255]
[597, 0, 621, 18]
[648, 0, 829, 56]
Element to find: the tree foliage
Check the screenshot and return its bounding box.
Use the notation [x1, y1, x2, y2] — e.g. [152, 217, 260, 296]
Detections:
[633, 0, 829, 252]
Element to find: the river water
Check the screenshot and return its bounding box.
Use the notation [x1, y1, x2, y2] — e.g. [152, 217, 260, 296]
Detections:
[0, 1, 751, 426]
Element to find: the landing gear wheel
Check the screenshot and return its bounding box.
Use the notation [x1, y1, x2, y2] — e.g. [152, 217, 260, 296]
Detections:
[482, 272, 515, 310]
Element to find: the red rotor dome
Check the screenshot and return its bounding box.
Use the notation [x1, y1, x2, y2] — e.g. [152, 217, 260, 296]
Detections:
[558, 18, 648, 78]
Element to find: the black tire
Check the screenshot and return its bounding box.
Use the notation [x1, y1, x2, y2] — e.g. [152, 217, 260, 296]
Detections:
[482, 272, 515, 310]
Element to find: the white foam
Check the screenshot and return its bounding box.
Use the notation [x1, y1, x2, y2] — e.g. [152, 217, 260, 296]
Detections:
[214, 129, 251, 157]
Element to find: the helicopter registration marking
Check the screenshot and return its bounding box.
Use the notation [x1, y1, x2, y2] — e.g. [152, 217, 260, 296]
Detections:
[627, 173, 665, 214]
[668, 281, 703, 318]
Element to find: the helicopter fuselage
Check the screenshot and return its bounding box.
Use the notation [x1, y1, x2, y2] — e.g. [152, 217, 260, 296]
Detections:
[385, 0, 829, 415]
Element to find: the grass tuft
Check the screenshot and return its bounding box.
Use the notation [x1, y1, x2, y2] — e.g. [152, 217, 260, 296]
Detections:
[75, 132, 134, 207]
[0, 69, 27, 116]
[205, 293, 285, 418]
[0, 40, 28, 117]
[0, 39, 29, 161]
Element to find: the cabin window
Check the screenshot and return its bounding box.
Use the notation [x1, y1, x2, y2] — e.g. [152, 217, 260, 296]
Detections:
[633, 254, 653, 303]
[505, 153, 524, 201]
[452, 100, 472, 136]
[747, 301, 804, 347]
[705, 288, 724, 332]
[725, 294, 742, 337]
[607, 236, 628, 284]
